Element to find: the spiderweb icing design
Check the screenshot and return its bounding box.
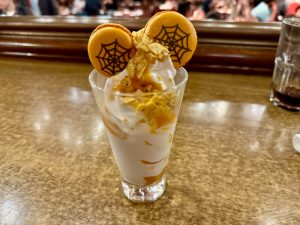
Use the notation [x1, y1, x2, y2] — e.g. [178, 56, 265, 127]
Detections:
[153, 24, 192, 64]
[96, 39, 132, 76]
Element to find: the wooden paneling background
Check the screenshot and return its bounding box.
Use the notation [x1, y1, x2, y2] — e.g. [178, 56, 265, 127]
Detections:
[0, 16, 281, 75]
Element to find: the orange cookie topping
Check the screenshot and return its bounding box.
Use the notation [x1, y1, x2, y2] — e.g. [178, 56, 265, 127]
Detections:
[144, 11, 197, 68]
[88, 23, 135, 77]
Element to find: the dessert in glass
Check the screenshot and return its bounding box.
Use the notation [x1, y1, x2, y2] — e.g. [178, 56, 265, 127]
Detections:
[88, 11, 197, 202]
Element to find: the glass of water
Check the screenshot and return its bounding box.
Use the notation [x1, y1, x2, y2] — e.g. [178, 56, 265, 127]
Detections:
[270, 17, 300, 111]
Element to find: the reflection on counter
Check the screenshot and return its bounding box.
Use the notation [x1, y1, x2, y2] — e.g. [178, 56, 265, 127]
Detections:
[188, 100, 266, 124]
[28, 86, 106, 151]
[68, 87, 90, 104]
[1, 0, 298, 22]
[186, 101, 269, 153]
[1, 199, 24, 225]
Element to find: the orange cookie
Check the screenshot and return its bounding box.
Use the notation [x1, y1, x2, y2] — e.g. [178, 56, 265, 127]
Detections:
[88, 23, 135, 77]
[145, 11, 197, 68]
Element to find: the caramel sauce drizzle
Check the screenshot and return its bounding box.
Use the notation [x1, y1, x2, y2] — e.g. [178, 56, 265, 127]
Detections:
[144, 169, 165, 185]
[144, 140, 152, 146]
[140, 155, 167, 165]
[100, 113, 127, 140]
[169, 134, 173, 143]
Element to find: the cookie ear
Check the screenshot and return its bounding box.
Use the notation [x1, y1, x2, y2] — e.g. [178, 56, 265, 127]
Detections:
[88, 24, 135, 77]
[145, 11, 197, 68]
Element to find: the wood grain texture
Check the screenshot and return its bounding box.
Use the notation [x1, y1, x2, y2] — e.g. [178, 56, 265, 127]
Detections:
[0, 58, 300, 225]
[0, 16, 280, 75]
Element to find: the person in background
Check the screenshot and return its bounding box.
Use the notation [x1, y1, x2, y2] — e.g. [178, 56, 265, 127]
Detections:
[102, 0, 118, 15]
[207, 0, 231, 20]
[251, 0, 277, 21]
[113, 0, 144, 18]
[178, 0, 190, 16]
[150, 0, 163, 16]
[57, 0, 72, 15]
[0, 0, 16, 15]
[231, 0, 257, 21]
[286, 0, 300, 9]
[14, 0, 59, 16]
[39, 0, 59, 15]
[276, 0, 286, 19]
[286, 1, 300, 16]
[140, 0, 156, 17]
[295, 5, 300, 16]
[14, 0, 33, 15]
[188, 0, 205, 20]
[159, 0, 178, 11]
[71, 0, 85, 15]
[85, 0, 101, 16]
[203, 0, 212, 14]
[251, 0, 269, 21]
[266, 0, 278, 21]
[111, 0, 129, 17]
[29, 0, 41, 15]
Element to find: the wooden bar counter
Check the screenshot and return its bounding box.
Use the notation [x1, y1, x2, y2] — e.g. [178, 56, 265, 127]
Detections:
[1, 16, 300, 224]
[1, 56, 300, 224]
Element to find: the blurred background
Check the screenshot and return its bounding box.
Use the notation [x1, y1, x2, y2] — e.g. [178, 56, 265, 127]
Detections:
[0, 0, 300, 22]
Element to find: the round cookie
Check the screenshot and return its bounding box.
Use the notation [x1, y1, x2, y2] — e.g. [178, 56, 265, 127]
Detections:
[88, 23, 135, 77]
[145, 11, 197, 68]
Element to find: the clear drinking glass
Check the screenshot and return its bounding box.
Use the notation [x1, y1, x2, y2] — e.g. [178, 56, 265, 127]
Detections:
[270, 17, 300, 111]
[89, 68, 188, 202]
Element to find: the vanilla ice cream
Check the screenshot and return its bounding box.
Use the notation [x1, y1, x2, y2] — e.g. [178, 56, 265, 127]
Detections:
[97, 29, 181, 185]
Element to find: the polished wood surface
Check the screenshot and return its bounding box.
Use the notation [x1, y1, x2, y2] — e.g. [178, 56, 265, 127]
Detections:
[0, 16, 280, 75]
[1, 58, 300, 225]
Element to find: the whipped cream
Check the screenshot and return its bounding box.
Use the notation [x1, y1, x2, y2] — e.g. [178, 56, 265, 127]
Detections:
[101, 57, 178, 185]
[103, 57, 176, 130]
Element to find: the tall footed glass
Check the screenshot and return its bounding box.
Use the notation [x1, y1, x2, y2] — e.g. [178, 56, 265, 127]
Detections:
[89, 68, 188, 202]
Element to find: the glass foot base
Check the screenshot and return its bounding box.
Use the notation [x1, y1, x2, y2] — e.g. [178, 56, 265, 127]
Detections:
[270, 97, 300, 112]
[122, 176, 166, 203]
[270, 90, 300, 112]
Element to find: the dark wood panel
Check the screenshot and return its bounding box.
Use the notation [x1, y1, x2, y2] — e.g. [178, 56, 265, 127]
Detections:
[0, 16, 281, 75]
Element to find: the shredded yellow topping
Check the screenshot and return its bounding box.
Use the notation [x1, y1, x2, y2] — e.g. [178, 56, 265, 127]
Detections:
[113, 29, 169, 93]
[127, 29, 169, 79]
[113, 70, 162, 93]
[136, 94, 175, 132]
[112, 29, 176, 132]
[122, 93, 176, 132]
